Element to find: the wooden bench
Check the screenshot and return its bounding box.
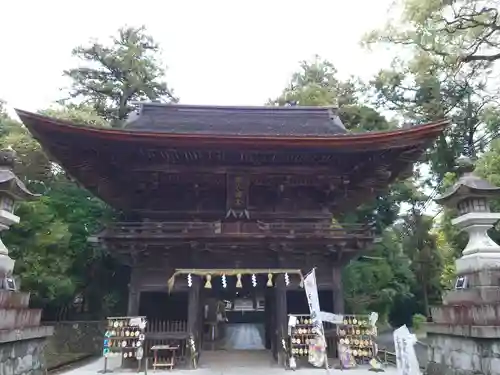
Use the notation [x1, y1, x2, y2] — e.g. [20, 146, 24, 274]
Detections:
[151, 345, 179, 371]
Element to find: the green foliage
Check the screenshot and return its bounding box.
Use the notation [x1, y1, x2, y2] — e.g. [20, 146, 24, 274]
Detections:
[344, 229, 414, 322]
[363, 1, 500, 320]
[365, 0, 500, 185]
[40, 106, 111, 128]
[339, 105, 393, 133]
[271, 57, 421, 322]
[268, 56, 357, 107]
[63, 26, 177, 125]
[1, 105, 127, 319]
[364, 0, 500, 66]
[5, 195, 73, 304]
[367, 54, 499, 184]
[411, 313, 427, 332]
[400, 212, 444, 316]
[0, 115, 51, 190]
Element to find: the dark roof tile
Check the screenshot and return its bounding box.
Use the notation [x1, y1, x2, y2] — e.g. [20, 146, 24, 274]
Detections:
[125, 103, 347, 136]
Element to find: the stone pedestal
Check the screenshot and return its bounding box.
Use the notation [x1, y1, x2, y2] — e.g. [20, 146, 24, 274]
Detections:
[0, 290, 53, 375]
[429, 156, 500, 375]
[426, 264, 500, 375]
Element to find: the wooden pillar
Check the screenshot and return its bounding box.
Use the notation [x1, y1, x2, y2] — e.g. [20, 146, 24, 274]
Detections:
[127, 268, 140, 316]
[127, 289, 140, 316]
[187, 276, 201, 368]
[264, 287, 273, 350]
[275, 274, 288, 366]
[332, 264, 345, 314]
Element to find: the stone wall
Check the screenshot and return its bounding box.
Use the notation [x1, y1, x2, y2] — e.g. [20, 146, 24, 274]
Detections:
[43, 321, 106, 369]
[427, 333, 500, 375]
[0, 338, 47, 375]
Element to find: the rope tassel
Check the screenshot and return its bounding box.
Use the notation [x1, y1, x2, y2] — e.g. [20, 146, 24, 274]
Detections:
[267, 273, 273, 287]
[236, 273, 242, 288]
[204, 274, 212, 289]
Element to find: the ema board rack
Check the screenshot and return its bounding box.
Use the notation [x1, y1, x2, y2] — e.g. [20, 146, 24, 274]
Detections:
[286, 313, 328, 370]
[102, 316, 147, 372]
[289, 314, 315, 357]
[337, 314, 377, 368]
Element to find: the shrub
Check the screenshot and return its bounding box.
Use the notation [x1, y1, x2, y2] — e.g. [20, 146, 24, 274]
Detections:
[411, 313, 427, 332]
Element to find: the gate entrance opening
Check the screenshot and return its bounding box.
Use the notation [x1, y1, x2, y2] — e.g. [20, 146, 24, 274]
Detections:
[202, 274, 270, 352]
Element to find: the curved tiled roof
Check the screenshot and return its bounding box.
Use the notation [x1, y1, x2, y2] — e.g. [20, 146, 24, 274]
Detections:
[125, 103, 347, 136]
[15, 106, 449, 212]
[15, 108, 448, 151]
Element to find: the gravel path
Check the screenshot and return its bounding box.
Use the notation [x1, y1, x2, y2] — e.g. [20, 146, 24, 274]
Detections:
[60, 353, 398, 375]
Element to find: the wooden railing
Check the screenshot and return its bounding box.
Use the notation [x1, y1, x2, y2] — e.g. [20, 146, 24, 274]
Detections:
[101, 220, 374, 239]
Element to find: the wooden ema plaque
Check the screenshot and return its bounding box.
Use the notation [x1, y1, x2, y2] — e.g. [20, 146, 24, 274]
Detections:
[337, 314, 376, 368]
[289, 314, 315, 358]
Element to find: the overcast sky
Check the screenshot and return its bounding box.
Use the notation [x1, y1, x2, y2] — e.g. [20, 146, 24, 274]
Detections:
[0, 0, 398, 114]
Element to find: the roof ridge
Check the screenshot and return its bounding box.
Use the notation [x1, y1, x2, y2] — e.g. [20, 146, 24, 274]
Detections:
[134, 102, 339, 111]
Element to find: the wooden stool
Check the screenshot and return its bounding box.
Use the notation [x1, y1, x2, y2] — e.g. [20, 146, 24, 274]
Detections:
[151, 345, 179, 371]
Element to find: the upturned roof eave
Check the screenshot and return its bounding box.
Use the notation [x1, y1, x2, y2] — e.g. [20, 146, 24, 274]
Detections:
[0, 171, 40, 200]
[435, 184, 500, 205]
[15, 109, 450, 151]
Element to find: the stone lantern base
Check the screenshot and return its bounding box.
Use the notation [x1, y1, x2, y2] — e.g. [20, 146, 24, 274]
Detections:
[0, 289, 53, 375]
[425, 263, 500, 375]
[0, 254, 15, 279]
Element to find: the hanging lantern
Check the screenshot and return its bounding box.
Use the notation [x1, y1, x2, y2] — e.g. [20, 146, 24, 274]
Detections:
[204, 274, 212, 289]
[222, 274, 227, 288]
[187, 273, 192, 288]
[267, 273, 273, 287]
[251, 274, 257, 287]
[236, 273, 242, 288]
[284, 273, 290, 286]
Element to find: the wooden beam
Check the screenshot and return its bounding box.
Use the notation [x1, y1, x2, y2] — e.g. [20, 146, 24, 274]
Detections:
[131, 165, 347, 175]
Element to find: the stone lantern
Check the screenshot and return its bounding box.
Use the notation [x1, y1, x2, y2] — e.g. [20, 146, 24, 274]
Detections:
[0, 149, 38, 288]
[0, 148, 52, 375]
[435, 155, 500, 272]
[426, 156, 500, 375]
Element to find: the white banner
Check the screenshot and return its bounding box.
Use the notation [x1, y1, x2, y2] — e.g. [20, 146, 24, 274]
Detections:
[303, 269, 330, 373]
[304, 269, 322, 330]
[393, 325, 421, 375]
[318, 311, 343, 324]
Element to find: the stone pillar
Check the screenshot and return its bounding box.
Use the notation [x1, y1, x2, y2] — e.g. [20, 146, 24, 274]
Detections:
[427, 156, 500, 375]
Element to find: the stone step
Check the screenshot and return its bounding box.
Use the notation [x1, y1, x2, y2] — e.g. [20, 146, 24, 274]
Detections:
[0, 308, 41, 330]
[443, 288, 500, 305]
[430, 304, 500, 326]
[0, 290, 30, 309]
